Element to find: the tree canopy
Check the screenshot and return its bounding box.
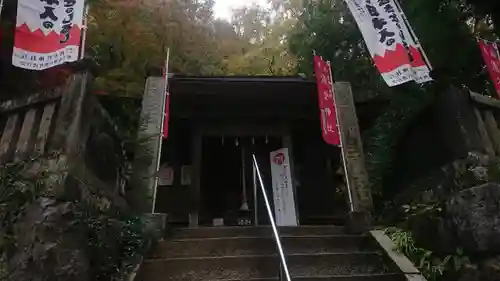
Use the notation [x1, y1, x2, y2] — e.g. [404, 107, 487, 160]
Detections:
[1, 0, 500, 194]
[287, 0, 499, 199]
[84, 0, 300, 96]
[2, 0, 498, 97]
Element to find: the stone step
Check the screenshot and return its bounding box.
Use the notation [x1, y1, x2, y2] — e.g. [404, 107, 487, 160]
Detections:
[286, 252, 396, 277]
[137, 252, 396, 281]
[164, 274, 405, 281]
[170, 226, 345, 239]
[137, 274, 405, 281]
[151, 235, 377, 258]
[283, 274, 405, 281]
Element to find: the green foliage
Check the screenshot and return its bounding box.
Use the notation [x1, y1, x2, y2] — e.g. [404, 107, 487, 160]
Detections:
[85, 0, 299, 97]
[73, 205, 149, 281]
[401, 202, 443, 220]
[385, 227, 470, 281]
[0, 159, 49, 280]
[288, 0, 494, 201]
[0, 154, 65, 280]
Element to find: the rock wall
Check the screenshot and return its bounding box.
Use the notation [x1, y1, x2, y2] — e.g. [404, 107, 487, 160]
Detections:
[447, 182, 500, 254]
[0, 73, 151, 281]
[387, 151, 500, 278]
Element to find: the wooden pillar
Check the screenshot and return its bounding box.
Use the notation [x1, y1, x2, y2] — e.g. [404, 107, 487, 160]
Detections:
[15, 108, 38, 162]
[0, 114, 20, 163]
[35, 103, 57, 155]
[51, 72, 89, 155]
[189, 129, 202, 228]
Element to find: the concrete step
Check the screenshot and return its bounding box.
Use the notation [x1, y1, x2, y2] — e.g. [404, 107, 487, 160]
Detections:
[151, 235, 377, 258]
[137, 252, 396, 281]
[170, 226, 345, 239]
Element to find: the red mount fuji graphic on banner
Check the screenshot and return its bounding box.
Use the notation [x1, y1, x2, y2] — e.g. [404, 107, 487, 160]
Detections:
[14, 23, 82, 53]
[372, 43, 426, 73]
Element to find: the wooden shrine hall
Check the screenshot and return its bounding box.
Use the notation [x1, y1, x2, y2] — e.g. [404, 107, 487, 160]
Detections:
[131, 75, 376, 228]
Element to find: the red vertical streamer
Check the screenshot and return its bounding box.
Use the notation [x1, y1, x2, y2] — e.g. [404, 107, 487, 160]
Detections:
[479, 40, 500, 98]
[313, 55, 341, 146]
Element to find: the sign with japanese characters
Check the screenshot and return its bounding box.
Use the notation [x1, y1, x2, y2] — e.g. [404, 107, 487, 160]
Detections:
[314, 55, 341, 146]
[345, 0, 432, 86]
[334, 82, 373, 211]
[270, 148, 298, 227]
[479, 40, 500, 98]
[13, 0, 85, 70]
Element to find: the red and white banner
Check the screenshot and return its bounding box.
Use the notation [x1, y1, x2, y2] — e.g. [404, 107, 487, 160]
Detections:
[13, 0, 85, 70]
[346, 0, 432, 86]
[270, 148, 298, 227]
[314, 55, 341, 146]
[479, 40, 500, 98]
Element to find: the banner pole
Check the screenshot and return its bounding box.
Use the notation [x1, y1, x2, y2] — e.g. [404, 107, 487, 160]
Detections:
[0, 0, 4, 20]
[327, 61, 355, 212]
[79, 4, 90, 60]
[152, 48, 170, 214]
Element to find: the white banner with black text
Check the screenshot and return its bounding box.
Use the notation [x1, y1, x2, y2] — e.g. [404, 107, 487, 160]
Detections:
[13, 0, 85, 70]
[345, 0, 432, 86]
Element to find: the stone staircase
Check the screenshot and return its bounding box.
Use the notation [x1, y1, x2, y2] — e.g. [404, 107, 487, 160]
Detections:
[136, 226, 406, 281]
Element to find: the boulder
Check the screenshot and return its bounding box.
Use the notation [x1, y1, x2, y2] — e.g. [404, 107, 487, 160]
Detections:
[393, 152, 499, 207]
[7, 198, 89, 281]
[446, 183, 500, 254]
[447, 257, 500, 281]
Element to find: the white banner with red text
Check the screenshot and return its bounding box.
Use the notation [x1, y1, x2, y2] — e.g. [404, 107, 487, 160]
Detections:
[270, 148, 298, 227]
[345, 0, 432, 86]
[13, 0, 85, 70]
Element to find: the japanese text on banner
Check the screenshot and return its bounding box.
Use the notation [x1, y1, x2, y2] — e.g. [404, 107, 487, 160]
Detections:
[13, 0, 85, 70]
[314, 55, 341, 146]
[345, 0, 432, 86]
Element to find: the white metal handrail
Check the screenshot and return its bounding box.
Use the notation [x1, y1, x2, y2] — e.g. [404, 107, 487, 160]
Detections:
[252, 154, 292, 281]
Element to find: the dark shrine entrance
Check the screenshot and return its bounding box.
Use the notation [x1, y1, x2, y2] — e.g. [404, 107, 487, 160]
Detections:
[200, 135, 283, 226]
[154, 76, 353, 227]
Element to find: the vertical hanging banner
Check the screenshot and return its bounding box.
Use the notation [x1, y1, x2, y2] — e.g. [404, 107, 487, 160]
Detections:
[345, 0, 432, 86]
[479, 40, 500, 98]
[163, 92, 170, 139]
[13, 0, 85, 70]
[270, 148, 298, 227]
[314, 55, 341, 146]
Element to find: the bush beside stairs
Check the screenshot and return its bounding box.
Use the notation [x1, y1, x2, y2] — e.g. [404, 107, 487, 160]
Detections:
[135, 226, 421, 281]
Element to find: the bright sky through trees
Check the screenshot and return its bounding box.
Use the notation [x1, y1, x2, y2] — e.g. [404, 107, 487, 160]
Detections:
[214, 0, 268, 20]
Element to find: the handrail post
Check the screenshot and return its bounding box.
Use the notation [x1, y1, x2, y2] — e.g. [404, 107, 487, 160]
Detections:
[252, 154, 292, 281]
